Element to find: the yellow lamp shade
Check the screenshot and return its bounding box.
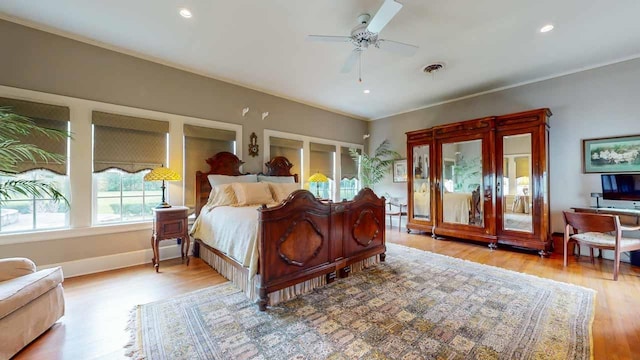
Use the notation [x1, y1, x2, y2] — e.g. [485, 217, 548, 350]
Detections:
[308, 172, 328, 183]
[144, 167, 182, 182]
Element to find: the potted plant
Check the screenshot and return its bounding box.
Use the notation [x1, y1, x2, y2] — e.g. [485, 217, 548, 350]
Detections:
[0, 107, 69, 205]
[350, 139, 400, 189]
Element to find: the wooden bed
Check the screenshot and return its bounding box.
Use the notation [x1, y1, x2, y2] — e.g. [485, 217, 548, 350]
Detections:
[193, 152, 386, 310]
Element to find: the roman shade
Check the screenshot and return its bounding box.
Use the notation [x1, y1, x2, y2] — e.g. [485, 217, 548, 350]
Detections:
[341, 147, 360, 180]
[310, 142, 336, 180]
[184, 124, 236, 208]
[515, 156, 529, 178]
[0, 97, 70, 175]
[270, 137, 303, 177]
[92, 111, 169, 173]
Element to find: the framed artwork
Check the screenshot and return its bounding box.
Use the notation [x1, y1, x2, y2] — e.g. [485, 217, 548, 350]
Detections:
[583, 134, 640, 173]
[393, 159, 408, 183]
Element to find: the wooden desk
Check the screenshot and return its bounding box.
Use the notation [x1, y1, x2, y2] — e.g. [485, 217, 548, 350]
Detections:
[151, 206, 190, 272]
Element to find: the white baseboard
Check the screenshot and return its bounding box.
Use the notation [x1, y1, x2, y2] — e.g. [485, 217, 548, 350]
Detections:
[38, 244, 185, 278]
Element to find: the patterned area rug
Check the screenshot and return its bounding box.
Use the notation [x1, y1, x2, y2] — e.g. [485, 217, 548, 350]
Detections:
[126, 244, 595, 360]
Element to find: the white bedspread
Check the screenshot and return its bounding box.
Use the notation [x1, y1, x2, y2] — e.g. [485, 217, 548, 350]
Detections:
[443, 192, 471, 224]
[190, 205, 263, 278]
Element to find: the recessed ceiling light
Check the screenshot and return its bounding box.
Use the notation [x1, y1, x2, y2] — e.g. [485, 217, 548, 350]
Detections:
[363, 89, 370, 94]
[540, 24, 554, 33]
[179, 8, 193, 18]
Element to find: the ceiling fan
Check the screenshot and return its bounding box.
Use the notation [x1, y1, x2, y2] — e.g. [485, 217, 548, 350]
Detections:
[308, 0, 418, 82]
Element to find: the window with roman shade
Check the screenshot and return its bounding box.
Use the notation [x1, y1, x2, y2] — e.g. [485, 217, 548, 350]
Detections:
[93, 111, 169, 173]
[1, 97, 70, 175]
[340, 147, 361, 201]
[0, 97, 70, 233]
[184, 124, 236, 209]
[310, 142, 336, 199]
[270, 137, 303, 177]
[92, 111, 169, 224]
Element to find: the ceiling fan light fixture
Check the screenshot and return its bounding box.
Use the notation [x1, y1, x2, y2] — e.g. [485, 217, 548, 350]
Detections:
[422, 63, 445, 74]
[179, 8, 193, 18]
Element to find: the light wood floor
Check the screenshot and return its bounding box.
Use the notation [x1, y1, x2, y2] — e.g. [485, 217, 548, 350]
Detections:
[14, 228, 640, 360]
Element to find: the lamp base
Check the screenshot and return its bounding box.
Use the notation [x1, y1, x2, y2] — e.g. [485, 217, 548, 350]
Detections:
[155, 202, 172, 209]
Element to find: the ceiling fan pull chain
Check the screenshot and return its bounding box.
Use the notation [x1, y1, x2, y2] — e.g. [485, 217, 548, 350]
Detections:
[358, 51, 363, 83]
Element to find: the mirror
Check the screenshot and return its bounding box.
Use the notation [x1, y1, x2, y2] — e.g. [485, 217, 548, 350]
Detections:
[441, 140, 483, 226]
[502, 134, 533, 232]
[412, 145, 430, 221]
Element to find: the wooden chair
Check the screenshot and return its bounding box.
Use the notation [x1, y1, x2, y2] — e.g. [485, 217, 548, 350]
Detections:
[563, 211, 640, 280]
[387, 200, 407, 232]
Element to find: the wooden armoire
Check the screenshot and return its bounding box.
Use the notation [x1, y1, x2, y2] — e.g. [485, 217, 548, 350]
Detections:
[405, 108, 551, 255]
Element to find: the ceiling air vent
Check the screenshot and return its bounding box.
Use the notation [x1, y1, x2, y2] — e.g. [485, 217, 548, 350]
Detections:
[422, 63, 445, 74]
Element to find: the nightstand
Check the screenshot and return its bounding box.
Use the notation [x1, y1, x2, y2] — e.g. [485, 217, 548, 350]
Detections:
[151, 206, 190, 272]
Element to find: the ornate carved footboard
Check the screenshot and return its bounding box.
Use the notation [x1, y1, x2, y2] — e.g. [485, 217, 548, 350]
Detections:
[257, 188, 386, 310]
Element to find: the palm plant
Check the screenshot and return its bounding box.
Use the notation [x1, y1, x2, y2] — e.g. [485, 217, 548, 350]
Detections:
[350, 139, 400, 188]
[0, 107, 69, 205]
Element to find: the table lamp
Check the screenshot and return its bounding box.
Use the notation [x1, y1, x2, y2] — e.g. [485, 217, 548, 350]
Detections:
[308, 172, 328, 198]
[144, 166, 182, 208]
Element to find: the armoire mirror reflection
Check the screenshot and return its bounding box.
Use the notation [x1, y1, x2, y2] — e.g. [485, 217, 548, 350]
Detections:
[502, 134, 533, 232]
[412, 145, 430, 221]
[441, 140, 483, 226]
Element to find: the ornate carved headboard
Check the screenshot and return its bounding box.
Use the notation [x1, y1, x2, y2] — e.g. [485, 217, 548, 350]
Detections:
[195, 152, 298, 216]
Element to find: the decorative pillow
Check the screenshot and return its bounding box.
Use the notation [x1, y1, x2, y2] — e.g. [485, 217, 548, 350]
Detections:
[232, 182, 274, 205]
[257, 175, 295, 183]
[269, 183, 300, 203]
[207, 174, 257, 187]
[206, 183, 238, 207]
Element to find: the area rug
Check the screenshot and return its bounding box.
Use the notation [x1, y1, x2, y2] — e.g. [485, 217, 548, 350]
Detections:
[126, 243, 595, 360]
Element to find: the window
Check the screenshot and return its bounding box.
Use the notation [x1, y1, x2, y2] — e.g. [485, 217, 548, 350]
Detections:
[94, 169, 161, 223]
[340, 147, 360, 200]
[310, 142, 336, 200]
[184, 124, 236, 210]
[270, 137, 303, 179]
[0, 170, 69, 233]
[0, 97, 71, 234]
[92, 111, 169, 224]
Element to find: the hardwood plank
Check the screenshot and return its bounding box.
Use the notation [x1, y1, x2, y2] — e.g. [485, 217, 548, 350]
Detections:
[13, 229, 640, 359]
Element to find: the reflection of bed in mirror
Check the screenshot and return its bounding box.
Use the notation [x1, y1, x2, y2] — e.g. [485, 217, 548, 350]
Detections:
[442, 192, 471, 224]
[413, 181, 430, 218]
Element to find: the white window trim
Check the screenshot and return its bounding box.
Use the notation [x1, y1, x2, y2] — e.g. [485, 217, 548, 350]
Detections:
[0, 84, 243, 243]
[263, 129, 364, 202]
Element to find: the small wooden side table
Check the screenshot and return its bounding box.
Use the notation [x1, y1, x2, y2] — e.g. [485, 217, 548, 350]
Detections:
[151, 206, 190, 272]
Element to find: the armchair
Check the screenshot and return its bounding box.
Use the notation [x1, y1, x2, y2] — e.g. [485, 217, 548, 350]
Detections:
[0, 258, 65, 359]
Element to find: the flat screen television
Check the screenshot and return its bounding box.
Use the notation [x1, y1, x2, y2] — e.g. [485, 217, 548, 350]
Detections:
[601, 174, 640, 201]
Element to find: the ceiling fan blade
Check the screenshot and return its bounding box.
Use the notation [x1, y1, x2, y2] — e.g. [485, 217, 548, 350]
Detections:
[366, 0, 403, 34]
[341, 49, 361, 73]
[307, 35, 352, 42]
[378, 39, 418, 56]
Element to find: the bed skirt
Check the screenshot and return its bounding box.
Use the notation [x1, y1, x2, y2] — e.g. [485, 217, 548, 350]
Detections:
[198, 244, 380, 306]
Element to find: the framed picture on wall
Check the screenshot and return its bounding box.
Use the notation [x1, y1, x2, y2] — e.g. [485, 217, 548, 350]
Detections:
[393, 159, 408, 183]
[582, 134, 640, 173]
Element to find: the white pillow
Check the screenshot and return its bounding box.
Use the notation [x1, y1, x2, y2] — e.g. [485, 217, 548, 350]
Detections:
[232, 182, 274, 206]
[269, 183, 300, 203]
[207, 174, 257, 187]
[257, 175, 295, 183]
[206, 183, 238, 207]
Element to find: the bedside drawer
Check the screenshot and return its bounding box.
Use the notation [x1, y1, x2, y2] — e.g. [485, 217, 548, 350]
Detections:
[156, 209, 188, 221]
[156, 219, 186, 238]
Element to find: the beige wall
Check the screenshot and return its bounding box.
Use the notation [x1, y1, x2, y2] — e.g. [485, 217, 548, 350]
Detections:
[0, 19, 366, 267]
[369, 57, 640, 234]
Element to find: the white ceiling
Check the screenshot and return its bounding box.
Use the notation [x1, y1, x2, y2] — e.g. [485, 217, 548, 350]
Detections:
[2, 0, 640, 120]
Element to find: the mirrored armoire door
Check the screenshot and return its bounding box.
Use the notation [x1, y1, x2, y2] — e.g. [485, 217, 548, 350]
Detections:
[406, 130, 434, 233]
[433, 117, 496, 244]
